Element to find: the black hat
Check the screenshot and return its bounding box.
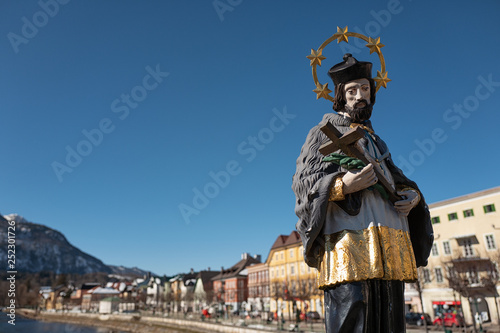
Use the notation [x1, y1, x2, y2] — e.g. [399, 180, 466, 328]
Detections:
[328, 53, 372, 85]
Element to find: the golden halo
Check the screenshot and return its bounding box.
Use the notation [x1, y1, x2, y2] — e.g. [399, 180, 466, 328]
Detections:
[307, 26, 391, 102]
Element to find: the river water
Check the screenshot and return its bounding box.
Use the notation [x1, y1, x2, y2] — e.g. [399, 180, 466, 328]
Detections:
[0, 315, 129, 333]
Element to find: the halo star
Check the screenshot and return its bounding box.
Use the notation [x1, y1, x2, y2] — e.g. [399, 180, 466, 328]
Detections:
[373, 70, 392, 89]
[313, 83, 332, 100]
[309, 28, 390, 100]
[334, 26, 349, 43]
[366, 37, 385, 55]
[306, 49, 327, 66]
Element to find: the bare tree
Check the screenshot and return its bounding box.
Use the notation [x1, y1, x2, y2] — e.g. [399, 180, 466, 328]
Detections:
[269, 280, 286, 326]
[194, 289, 204, 313]
[164, 288, 173, 314]
[484, 251, 500, 324]
[413, 267, 430, 332]
[446, 256, 498, 332]
[182, 289, 195, 314]
[291, 277, 315, 315]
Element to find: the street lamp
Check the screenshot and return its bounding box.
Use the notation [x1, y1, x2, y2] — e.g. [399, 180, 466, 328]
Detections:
[469, 297, 484, 333]
[475, 298, 484, 333]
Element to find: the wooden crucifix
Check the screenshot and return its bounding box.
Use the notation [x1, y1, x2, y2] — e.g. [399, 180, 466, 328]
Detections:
[319, 121, 402, 203]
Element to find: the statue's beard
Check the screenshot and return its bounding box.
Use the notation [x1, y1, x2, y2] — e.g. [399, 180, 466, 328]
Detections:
[344, 100, 373, 122]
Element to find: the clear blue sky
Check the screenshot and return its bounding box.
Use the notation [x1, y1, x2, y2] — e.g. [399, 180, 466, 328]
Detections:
[1, 0, 499, 276]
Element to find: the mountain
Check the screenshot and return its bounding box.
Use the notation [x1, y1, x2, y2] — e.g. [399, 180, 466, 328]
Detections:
[108, 265, 152, 278]
[0, 214, 115, 275]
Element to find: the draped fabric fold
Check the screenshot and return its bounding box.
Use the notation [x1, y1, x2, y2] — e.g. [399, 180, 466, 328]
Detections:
[318, 226, 418, 289]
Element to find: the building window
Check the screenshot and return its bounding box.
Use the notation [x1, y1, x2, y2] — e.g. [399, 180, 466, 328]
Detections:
[281, 267, 285, 277]
[443, 241, 451, 255]
[431, 216, 440, 224]
[448, 212, 458, 221]
[431, 243, 439, 256]
[464, 238, 474, 257]
[467, 268, 479, 284]
[281, 253, 284, 260]
[463, 209, 474, 218]
[422, 268, 431, 283]
[484, 204, 496, 214]
[275, 253, 278, 261]
[435, 267, 444, 283]
[289, 249, 294, 258]
[290, 265, 295, 276]
[485, 234, 497, 250]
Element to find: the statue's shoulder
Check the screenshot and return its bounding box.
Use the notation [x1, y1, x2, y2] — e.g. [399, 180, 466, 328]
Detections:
[319, 112, 339, 125]
[309, 113, 340, 132]
[301, 113, 343, 150]
[308, 113, 348, 136]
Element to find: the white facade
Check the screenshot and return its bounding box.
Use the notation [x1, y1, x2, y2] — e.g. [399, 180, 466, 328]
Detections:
[405, 187, 500, 326]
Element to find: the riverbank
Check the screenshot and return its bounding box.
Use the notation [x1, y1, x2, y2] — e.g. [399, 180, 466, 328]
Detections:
[19, 309, 500, 333]
[18, 309, 282, 333]
[19, 309, 211, 333]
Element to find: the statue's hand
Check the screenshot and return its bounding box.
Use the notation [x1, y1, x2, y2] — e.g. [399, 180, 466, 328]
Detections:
[394, 190, 419, 216]
[341, 163, 378, 195]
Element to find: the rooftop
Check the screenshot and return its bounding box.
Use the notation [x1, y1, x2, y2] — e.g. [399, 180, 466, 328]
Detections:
[270, 231, 301, 250]
[428, 186, 500, 209]
[211, 254, 261, 280]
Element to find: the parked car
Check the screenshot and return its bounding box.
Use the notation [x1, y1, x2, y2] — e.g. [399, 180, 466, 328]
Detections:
[405, 312, 432, 326]
[201, 309, 211, 318]
[306, 311, 321, 321]
[433, 313, 464, 327]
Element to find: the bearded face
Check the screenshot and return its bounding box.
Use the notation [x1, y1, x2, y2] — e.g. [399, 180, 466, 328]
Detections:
[344, 101, 373, 122]
[342, 78, 373, 122]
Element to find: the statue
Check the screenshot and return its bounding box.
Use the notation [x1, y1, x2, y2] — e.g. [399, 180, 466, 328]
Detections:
[292, 28, 434, 332]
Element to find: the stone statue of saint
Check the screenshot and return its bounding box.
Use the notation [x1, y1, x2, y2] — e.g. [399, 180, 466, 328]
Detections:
[292, 53, 434, 332]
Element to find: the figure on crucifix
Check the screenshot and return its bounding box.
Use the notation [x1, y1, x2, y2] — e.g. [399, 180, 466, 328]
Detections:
[292, 31, 434, 333]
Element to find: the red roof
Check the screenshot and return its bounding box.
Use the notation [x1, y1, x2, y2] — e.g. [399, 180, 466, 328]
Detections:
[211, 256, 261, 281]
[271, 235, 288, 249]
[265, 231, 302, 263]
[271, 231, 300, 249]
[283, 231, 301, 247]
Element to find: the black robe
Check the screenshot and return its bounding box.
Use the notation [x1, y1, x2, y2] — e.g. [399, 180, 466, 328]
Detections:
[292, 113, 433, 269]
[292, 113, 434, 332]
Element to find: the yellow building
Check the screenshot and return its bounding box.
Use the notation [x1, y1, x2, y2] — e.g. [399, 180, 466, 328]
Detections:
[417, 186, 500, 325]
[266, 231, 322, 319]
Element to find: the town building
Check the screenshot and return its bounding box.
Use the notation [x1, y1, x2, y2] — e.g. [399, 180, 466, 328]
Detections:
[179, 269, 198, 313]
[82, 286, 120, 312]
[70, 282, 101, 307]
[193, 269, 219, 313]
[99, 296, 121, 313]
[410, 186, 500, 326]
[266, 231, 322, 320]
[39, 285, 72, 311]
[165, 274, 183, 313]
[247, 262, 270, 319]
[212, 253, 261, 315]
